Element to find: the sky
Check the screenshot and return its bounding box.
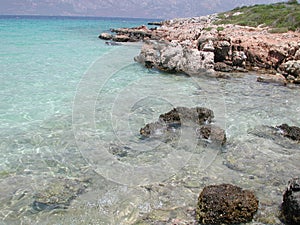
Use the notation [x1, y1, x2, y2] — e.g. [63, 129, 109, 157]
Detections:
[0, 0, 289, 19]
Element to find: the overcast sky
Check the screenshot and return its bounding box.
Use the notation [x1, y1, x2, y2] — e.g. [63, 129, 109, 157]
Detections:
[0, 0, 289, 18]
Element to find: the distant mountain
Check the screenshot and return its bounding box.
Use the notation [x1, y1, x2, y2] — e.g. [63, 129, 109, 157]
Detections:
[0, 0, 287, 19]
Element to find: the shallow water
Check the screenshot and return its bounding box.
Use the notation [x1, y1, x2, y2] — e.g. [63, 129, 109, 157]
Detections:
[0, 16, 299, 225]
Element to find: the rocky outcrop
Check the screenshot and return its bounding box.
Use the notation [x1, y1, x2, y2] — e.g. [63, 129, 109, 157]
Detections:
[99, 13, 300, 83]
[99, 25, 153, 42]
[140, 107, 226, 146]
[196, 184, 259, 224]
[277, 124, 300, 141]
[134, 40, 214, 76]
[281, 178, 300, 225]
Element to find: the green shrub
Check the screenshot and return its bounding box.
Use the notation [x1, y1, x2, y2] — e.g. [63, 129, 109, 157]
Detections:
[214, 2, 300, 31]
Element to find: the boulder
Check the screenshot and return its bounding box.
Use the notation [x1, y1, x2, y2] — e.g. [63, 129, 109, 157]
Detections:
[281, 178, 300, 225]
[277, 124, 300, 141]
[196, 184, 259, 224]
[135, 41, 214, 76]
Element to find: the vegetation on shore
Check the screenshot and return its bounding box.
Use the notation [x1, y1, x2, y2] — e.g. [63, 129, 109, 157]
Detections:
[215, 0, 300, 32]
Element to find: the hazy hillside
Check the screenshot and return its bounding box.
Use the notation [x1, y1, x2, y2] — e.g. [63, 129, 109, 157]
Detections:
[1, 0, 286, 18]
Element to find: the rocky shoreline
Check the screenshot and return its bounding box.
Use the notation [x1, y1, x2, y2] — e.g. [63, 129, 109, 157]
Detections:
[98, 13, 300, 225]
[99, 14, 300, 85]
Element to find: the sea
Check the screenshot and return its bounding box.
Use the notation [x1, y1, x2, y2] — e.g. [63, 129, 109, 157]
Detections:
[0, 15, 299, 224]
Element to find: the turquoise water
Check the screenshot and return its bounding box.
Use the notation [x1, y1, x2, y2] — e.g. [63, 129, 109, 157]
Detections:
[0, 16, 299, 225]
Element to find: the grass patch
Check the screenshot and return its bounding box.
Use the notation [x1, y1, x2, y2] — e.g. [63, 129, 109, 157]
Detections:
[215, 1, 300, 32]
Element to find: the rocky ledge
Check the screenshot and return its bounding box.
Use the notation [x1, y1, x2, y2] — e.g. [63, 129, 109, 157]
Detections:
[99, 15, 300, 83]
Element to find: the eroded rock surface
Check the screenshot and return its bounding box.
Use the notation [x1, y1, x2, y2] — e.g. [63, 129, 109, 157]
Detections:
[197, 184, 259, 224]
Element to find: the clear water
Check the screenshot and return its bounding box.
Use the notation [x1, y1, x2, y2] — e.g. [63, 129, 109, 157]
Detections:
[0, 16, 299, 225]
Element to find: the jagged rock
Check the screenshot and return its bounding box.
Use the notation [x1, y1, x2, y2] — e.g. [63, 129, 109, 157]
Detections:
[202, 40, 215, 52]
[232, 51, 247, 67]
[196, 184, 259, 224]
[98, 32, 113, 40]
[277, 124, 300, 141]
[281, 178, 300, 225]
[214, 40, 231, 62]
[135, 41, 214, 75]
[140, 107, 226, 147]
[281, 60, 300, 78]
[140, 107, 214, 138]
[198, 124, 227, 146]
[159, 107, 214, 126]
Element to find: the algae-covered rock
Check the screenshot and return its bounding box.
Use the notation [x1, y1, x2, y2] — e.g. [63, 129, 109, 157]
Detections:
[196, 184, 259, 224]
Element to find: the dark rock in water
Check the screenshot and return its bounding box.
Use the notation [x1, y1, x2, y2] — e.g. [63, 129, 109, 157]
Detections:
[140, 107, 226, 147]
[105, 41, 121, 46]
[140, 121, 167, 137]
[196, 184, 259, 224]
[32, 178, 88, 212]
[140, 107, 214, 138]
[198, 124, 227, 146]
[159, 107, 214, 126]
[277, 124, 300, 141]
[109, 143, 129, 157]
[281, 177, 300, 225]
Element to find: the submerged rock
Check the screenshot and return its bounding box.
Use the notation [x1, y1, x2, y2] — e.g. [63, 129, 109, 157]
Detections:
[196, 184, 259, 224]
[281, 178, 300, 225]
[32, 178, 88, 211]
[277, 124, 300, 141]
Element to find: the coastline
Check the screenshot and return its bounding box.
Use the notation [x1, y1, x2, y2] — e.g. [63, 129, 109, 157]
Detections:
[97, 8, 300, 225]
[100, 13, 300, 86]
